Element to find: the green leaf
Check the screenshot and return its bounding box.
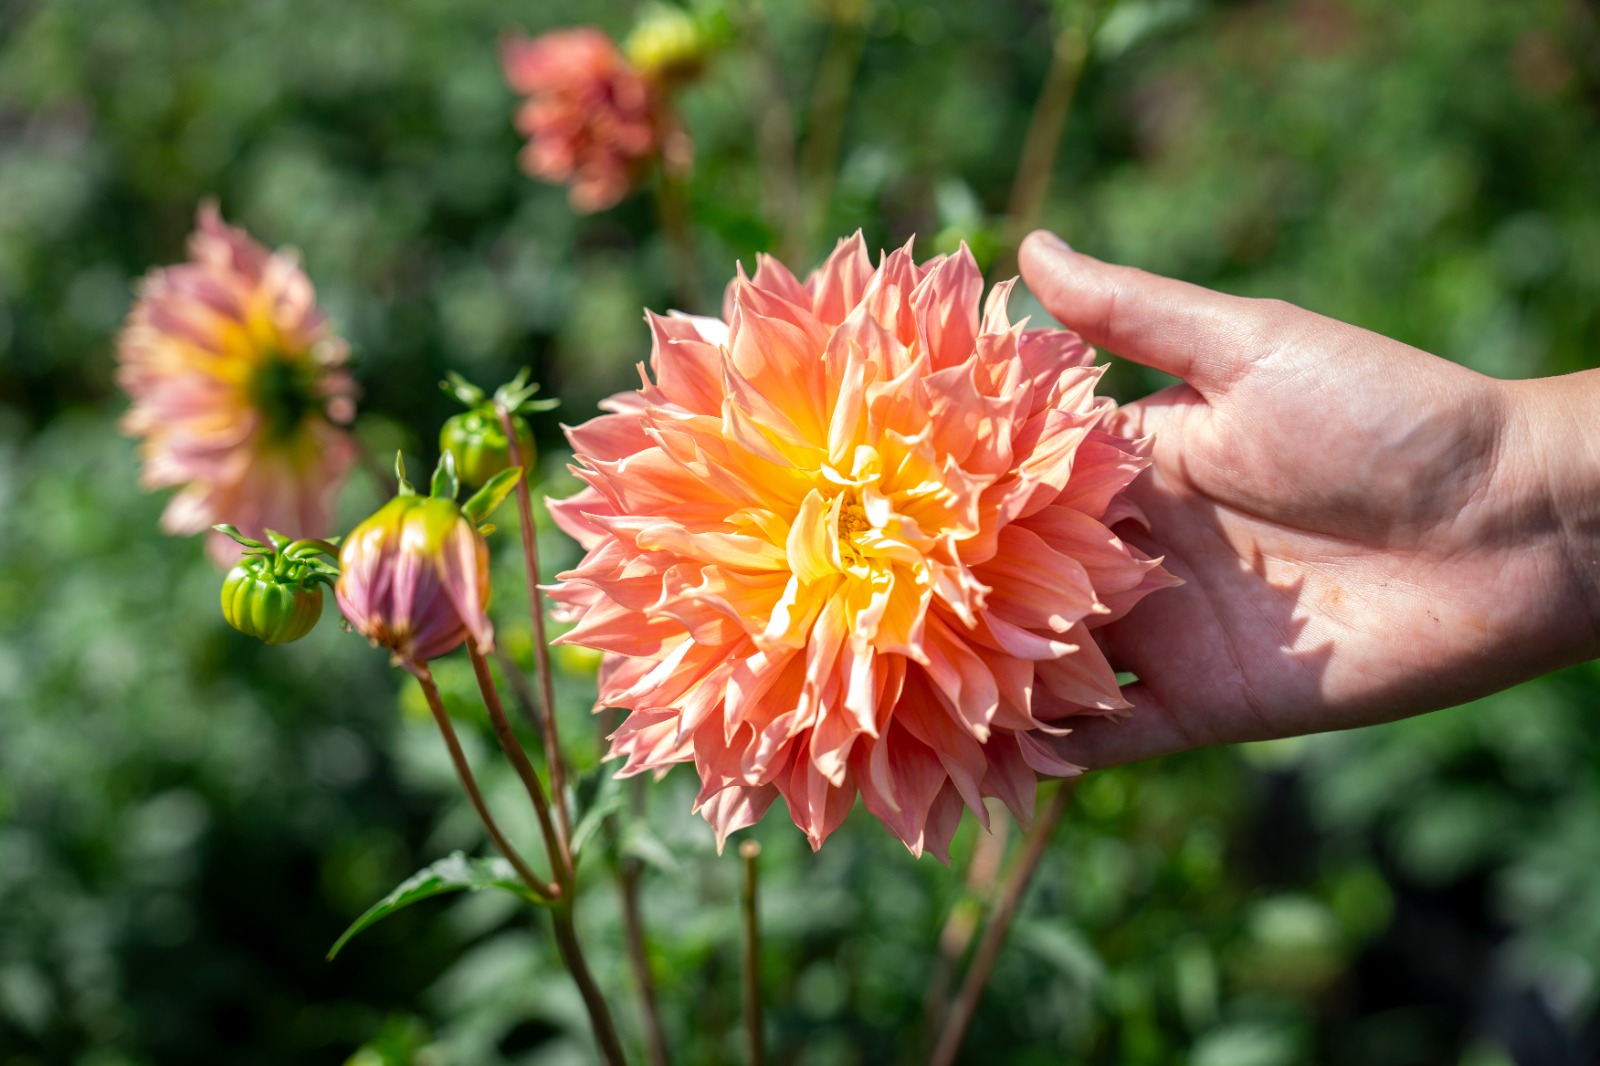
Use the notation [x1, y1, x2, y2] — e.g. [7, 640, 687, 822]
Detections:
[462, 467, 523, 524]
[568, 768, 627, 860]
[326, 852, 541, 961]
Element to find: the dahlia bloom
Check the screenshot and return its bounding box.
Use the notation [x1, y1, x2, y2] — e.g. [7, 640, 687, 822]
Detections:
[336, 494, 495, 673]
[548, 236, 1176, 859]
[117, 204, 357, 563]
[501, 27, 681, 212]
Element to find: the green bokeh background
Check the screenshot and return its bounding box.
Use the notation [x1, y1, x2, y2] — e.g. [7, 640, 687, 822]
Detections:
[2, 0, 1598, 1063]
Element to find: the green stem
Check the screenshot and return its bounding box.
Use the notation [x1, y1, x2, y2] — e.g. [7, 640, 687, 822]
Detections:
[619, 852, 672, 1066]
[796, 2, 868, 258]
[655, 147, 705, 313]
[735, 0, 802, 261]
[927, 780, 1076, 1066]
[552, 902, 631, 1066]
[739, 840, 766, 1066]
[996, 3, 1099, 277]
[413, 665, 556, 901]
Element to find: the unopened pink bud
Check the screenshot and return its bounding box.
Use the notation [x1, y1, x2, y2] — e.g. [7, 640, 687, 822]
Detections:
[335, 495, 494, 671]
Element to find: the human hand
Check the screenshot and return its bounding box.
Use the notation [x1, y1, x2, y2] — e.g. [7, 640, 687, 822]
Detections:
[1019, 231, 1600, 768]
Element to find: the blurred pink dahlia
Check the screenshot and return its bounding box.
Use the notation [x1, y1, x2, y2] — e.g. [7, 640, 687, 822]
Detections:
[501, 27, 683, 212]
[548, 236, 1176, 859]
[117, 204, 357, 562]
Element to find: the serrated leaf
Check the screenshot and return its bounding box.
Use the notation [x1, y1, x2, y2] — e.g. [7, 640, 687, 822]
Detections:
[568, 769, 627, 860]
[462, 467, 523, 524]
[327, 851, 542, 960]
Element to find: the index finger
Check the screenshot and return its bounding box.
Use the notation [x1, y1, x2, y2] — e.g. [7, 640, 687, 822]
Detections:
[1019, 231, 1271, 395]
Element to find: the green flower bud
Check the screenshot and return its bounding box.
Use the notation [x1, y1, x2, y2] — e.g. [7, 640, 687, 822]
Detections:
[439, 409, 535, 488]
[214, 525, 340, 645]
[624, 4, 712, 86]
[222, 559, 324, 644]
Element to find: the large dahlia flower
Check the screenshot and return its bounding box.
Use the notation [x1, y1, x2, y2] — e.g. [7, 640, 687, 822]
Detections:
[117, 204, 357, 562]
[548, 236, 1176, 859]
[501, 27, 682, 213]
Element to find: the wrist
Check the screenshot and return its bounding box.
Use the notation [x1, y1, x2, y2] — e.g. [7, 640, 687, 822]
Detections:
[1499, 371, 1600, 663]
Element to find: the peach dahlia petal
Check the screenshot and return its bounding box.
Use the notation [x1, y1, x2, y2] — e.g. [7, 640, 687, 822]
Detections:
[117, 204, 357, 563]
[547, 235, 1177, 859]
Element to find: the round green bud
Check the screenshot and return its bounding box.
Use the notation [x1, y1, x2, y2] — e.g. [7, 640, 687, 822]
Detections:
[440, 410, 535, 488]
[221, 558, 325, 645]
[625, 4, 711, 85]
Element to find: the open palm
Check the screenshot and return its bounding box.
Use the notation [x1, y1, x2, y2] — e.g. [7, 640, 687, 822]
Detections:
[1019, 232, 1599, 768]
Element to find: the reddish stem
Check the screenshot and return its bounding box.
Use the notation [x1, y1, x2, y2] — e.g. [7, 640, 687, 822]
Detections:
[413, 665, 556, 901]
[928, 781, 1076, 1066]
[497, 406, 574, 856]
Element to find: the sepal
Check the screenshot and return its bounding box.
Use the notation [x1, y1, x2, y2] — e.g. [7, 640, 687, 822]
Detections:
[463, 467, 524, 526]
[430, 450, 460, 501]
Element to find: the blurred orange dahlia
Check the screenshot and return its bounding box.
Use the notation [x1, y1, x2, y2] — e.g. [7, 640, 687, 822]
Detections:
[548, 236, 1176, 859]
[117, 204, 357, 563]
[501, 27, 684, 212]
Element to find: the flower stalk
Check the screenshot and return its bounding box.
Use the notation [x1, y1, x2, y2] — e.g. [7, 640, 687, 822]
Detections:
[739, 840, 766, 1066]
[467, 644, 628, 1064]
[796, 0, 868, 257]
[551, 902, 632, 1066]
[414, 665, 556, 901]
[997, 0, 1105, 277]
[497, 403, 574, 853]
[468, 645, 571, 883]
[921, 807, 1010, 1046]
[619, 851, 672, 1066]
[734, 0, 801, 261]
[927, 780, 1077, 1066]
[654, 148, 706, 313]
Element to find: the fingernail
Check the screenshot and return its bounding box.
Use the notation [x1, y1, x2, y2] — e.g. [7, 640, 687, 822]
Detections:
[1025, 229, 1072, 255]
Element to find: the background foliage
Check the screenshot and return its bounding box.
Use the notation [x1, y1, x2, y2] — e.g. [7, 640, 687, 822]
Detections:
[2, 0, 1599, 1063]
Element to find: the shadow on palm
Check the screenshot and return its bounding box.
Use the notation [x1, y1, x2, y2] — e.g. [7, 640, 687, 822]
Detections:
[1054, 457, 1331, 770]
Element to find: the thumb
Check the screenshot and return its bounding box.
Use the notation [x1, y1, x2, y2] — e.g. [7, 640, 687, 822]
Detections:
[1019, 231, 1268, 393]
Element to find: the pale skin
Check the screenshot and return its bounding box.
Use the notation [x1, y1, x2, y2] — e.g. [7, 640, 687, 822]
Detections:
[1018, 230, 1600, 769]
